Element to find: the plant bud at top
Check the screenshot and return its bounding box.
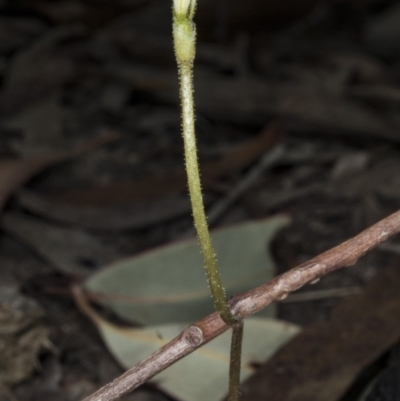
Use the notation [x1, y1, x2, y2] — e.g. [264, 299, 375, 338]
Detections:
[173, 19, 196, 64]
[173, 0, 196, 20]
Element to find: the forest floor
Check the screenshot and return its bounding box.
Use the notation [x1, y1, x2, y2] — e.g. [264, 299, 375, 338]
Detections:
[1, 1, 400, 400]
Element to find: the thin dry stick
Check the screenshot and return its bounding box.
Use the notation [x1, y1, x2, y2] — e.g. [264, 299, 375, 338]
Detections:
[79, 209, 400, 401]
[207, 144, 285, 226]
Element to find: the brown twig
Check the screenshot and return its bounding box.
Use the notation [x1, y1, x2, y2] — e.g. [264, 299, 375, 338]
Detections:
[78, 209, 400, 401]
[207, 144, 285, 226]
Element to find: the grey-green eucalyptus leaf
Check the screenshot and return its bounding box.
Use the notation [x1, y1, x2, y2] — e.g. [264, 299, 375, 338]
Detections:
[95, 315, 300, 401]
[84, 216, 290, 325]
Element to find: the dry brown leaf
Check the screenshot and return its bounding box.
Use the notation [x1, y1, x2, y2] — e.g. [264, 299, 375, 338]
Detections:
[48, 121, 283, 206]
[5, 25, 83, 90]
[113, 63, 400, 142]
[0, 131, 119, 211]
[0, 25, 80, 118]
[203, 121, 284, 177]
[16, 190, 193, 231]
[241, 264, 400, 401]
[2, 212, 121, 275]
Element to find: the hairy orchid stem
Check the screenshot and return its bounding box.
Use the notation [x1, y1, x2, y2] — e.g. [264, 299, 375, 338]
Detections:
[228, 321, 244, 401]
[173, 1, 235, 326]
[177, 63, 236, 324]
[172, 1, 243, 399]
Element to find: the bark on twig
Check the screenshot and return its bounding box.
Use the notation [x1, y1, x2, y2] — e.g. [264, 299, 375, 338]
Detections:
[77, 209, 400, 401]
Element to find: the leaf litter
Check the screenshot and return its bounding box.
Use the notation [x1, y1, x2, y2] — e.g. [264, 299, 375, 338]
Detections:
[16, 189, 194, 231]
[0, 284, 51, 387]
[0, 131, 119, 211]
[0, 1, 400, 400]
[46, 121, 283, 207]
[73, 215, 296, 400]
[75, 274, 300, 401]
[240, 264, 400, 401]
[1, 212, 121, 276]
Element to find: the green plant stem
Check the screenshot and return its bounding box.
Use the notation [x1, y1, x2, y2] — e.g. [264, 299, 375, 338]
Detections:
[178, 62, 236, 325]
[173, 4, 243, 399]
[178, 56, 243, 401]
[229, 321, 244, 401]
